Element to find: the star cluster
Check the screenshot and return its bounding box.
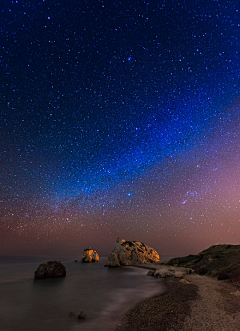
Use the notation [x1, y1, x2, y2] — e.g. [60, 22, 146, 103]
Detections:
[1, 0, 240, 256]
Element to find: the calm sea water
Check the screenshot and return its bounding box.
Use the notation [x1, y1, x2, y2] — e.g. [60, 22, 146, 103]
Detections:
[0, 256, 166, 331]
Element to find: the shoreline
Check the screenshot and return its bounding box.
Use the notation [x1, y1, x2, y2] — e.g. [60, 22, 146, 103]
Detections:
[114, 265, 240, 331]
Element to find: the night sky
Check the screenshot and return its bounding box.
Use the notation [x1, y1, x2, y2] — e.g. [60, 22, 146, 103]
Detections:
[1, 0, 240, 257]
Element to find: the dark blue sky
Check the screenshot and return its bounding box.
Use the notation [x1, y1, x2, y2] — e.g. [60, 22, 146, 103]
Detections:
[1, 0, 240, 256]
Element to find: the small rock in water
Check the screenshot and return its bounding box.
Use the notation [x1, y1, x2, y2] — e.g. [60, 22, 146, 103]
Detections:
[78, 311, 87, 320]
[75, 260, 78, 262]
[81, 248, 99, 263]
[34, 261, 66, 279]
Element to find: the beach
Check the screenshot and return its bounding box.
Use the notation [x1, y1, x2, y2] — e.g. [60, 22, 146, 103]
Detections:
[115, 270, 240, 331]
[1, 256, 240, 331]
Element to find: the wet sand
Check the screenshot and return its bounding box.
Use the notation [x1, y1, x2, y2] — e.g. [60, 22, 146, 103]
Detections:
[114, 271, 240, 331]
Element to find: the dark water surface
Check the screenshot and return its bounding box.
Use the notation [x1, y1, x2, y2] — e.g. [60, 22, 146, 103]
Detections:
[0, 257, 165, 331]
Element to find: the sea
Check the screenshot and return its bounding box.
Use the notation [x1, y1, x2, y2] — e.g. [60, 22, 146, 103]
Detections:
[0, 255, 168, 331]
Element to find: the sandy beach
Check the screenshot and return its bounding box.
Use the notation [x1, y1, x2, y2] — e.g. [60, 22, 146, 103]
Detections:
[114, 270, 240, 331]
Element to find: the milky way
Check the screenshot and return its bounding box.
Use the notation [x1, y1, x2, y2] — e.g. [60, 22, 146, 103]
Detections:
[1, 0, 240, 256]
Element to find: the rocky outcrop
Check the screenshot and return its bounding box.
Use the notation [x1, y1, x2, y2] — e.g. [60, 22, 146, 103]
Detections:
[167, 244, 240, 285]
[34, 261, 66, 279]
[78, 311, 87, 319]
[147, 266, 194, 278]
[69, 311, 87, 319]
[106, 238, 160, 267]
[81, 248, 99, 263]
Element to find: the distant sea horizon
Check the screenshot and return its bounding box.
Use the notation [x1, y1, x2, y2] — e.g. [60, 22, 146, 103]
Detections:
[0, 254, 179, 264]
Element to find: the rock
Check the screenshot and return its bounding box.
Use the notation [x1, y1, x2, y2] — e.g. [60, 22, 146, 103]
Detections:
[69, 312, 75, 317]
[218, 273, 230, 280]
[106, 238, 160, 267]
[230, 290, 240, 297]
[75, 260, 78, 262]
[81, 248, 99, 263]
[78, 311, 87, 319]
[147, 270, 155, 276]
[34, 261, 66, 279]
[179, 279, 191, 284]
[174, 271, 184, 278]
[107, 252, 121, 267]
[148, 266, 191, 278]
[154, 267, 173, 278]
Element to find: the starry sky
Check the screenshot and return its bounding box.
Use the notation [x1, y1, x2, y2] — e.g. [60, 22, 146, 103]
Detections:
[1, 0, 240, 258]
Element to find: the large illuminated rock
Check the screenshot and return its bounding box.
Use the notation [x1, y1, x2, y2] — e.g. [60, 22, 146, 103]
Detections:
[106, 238, 160, 267]
[81, 248, 99, 262]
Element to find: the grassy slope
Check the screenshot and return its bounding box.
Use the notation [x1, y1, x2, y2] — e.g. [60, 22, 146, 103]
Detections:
[167, 244, 240, 284]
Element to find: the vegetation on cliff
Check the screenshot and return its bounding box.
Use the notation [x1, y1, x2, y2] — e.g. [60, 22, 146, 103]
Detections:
[167, 244, 240, 285]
